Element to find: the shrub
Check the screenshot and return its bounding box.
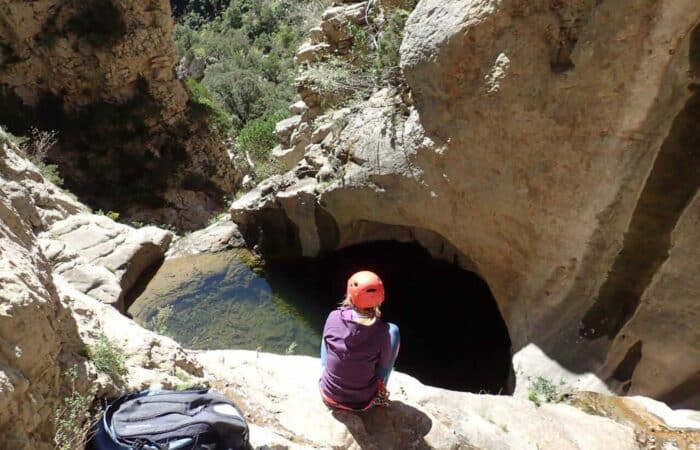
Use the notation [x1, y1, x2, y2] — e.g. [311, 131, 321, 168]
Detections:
[17, 128, 65, 187]
[185, 77, 234, 132]
[203, 64, 265, 127]
[236, 110, 286, 160]
[22, 127, 58, 161]
[527, 376, 569, 407]
[151, 304, 174, 336]
[88, 333, 128, 379]
[34, 160, 64, 187]
[53, 367, 98, 450]
[374, 9, 411, 83]
[305, 59, 375, 107]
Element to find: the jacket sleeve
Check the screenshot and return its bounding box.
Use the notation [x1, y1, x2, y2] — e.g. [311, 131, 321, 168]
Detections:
[377, 323, 393, 372]
[320, 312, 334, 367]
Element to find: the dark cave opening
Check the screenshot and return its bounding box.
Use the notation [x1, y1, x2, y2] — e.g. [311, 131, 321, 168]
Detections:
[267, 240, 514, 394]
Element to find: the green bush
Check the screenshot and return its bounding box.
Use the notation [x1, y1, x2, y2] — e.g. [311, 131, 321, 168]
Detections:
[348, 7, 412, 85]
[374, 9, 411, 83]
[53, 367, 98, 450]
[34, 161, 64, 187]
[174, 1, 326, 134]
[185, 77, 234, 132]
[89, 333, 128, 379]
[236, 110, 286, 160]
[152, 304, 174, 336]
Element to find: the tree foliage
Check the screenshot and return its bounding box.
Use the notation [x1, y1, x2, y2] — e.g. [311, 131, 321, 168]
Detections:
[173, 0, 327, 131]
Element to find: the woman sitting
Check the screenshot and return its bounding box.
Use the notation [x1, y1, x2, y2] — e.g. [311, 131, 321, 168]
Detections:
[319, 270, 400, 411]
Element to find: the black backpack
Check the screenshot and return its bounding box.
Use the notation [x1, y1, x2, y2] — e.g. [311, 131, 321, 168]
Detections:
[89, 388, 250, 450]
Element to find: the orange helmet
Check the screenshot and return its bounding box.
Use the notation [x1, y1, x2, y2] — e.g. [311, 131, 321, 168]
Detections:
[347, 270, 385, 309]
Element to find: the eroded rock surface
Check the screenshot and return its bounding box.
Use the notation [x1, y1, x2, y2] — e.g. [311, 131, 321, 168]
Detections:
[0, 129, 83, 448]
[166, 218, 245, 258]
[0, 130, 201, 446]
[2, 127, 699, 449]
[231, 0, 700, 406]
[198, 350, 700, 450]
[39, 213, 172, 311]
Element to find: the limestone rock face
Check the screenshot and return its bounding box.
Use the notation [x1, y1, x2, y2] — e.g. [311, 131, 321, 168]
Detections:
[0, 0, 238, 229]
[39, 213, 173, 311]
[231, 1, 700, 406]
[0, 130, 83, 448]
[58, 276, 206, 396]
[0, 130, 203, 446]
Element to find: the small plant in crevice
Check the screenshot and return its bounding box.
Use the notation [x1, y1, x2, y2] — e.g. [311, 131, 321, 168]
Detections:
[285, 341, 298, 355]
[53, 366, 98, 450]
[88, 333, 128, 380]
[173, 367, 207, 391]
[94, 209, 121, 221]
[19, 127, 65, 187]
[527, 376, 570, 407]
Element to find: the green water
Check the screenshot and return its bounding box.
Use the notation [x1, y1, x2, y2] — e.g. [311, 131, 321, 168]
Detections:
[128, 251, 324, 356]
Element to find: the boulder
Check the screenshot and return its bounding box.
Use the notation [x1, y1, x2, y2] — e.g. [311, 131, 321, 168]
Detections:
[308, 27, 326, 45]
[275, 116, 303, 148]
[319, 3, 368, 46]
[38, 214, 172, 312]
[273, 145, 307, 171]
[0, 133, 204, 446]
[0, 131, 82, 448]
[166, 219, 245, 258]
[176, 53, 209, 81]
[294, 43, 332, 64]
[289, 100, 310, 116]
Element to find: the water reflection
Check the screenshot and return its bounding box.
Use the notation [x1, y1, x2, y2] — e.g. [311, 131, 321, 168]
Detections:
[128, 251, 324, 356]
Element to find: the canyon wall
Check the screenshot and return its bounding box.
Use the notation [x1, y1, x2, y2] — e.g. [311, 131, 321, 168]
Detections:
[231, 0, 700, 406]
[0, 128, 204, 448]
[0, 0, 238, 229]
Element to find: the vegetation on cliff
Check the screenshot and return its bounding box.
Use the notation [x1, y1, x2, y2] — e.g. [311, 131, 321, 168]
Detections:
[170, 0, 419, 180]
[304, 0, 418, 108]
[172, 0, 327, 178]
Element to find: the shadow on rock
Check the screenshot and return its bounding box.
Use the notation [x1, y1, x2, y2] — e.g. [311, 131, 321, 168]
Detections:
[330, 401, 433, 449]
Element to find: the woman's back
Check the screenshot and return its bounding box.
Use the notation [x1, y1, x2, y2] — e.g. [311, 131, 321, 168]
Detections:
[320, 307, 391, 406]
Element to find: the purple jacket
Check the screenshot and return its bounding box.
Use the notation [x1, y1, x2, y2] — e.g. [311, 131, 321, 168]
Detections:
[320, 307, 391, 406]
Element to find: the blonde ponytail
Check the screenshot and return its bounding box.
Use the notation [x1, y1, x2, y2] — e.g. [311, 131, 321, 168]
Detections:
[340, 296, 382, 318]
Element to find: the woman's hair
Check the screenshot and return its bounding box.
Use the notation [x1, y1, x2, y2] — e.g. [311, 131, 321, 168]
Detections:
[340, 296, 382, 318]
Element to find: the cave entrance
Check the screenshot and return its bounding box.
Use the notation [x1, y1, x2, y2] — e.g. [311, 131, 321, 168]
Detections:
[267, 240, 514, 394]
